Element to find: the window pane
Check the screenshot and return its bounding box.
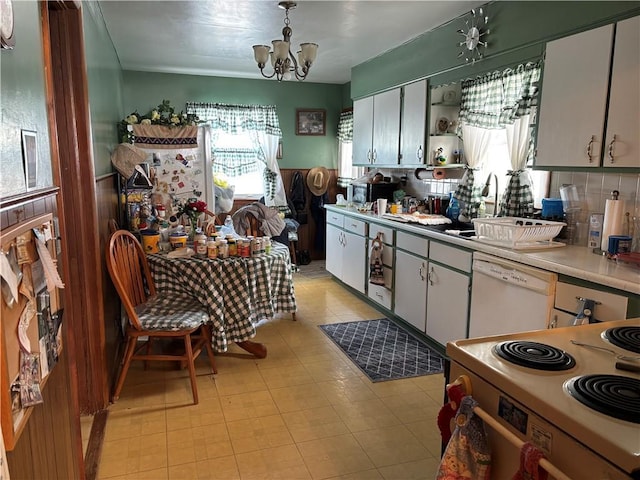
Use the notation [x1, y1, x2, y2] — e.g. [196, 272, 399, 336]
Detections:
[213, 130, 264, 197]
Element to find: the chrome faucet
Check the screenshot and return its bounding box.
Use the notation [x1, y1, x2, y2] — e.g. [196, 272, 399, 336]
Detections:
[481, 173, 499, 216]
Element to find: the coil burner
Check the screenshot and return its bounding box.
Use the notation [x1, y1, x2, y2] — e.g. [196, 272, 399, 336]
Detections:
[493, 341, 576, 371]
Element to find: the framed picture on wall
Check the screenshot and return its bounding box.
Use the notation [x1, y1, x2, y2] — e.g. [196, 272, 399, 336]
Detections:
[296, 109, 326, 136]
[21, 130, 38, 191]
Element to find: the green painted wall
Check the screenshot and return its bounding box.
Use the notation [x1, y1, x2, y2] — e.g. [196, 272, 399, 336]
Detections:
[82, 2, 125, 177]
[0, 0, 52, 197]
[121, 71, 344, 169]
[351, 1, 640, 98]
[0, 0, 124, 199]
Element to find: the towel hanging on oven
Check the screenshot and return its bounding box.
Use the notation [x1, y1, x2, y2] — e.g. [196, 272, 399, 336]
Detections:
[369, 234, 385, 286]
[512, 442, 548, 480]
[436, 396, 492, 480]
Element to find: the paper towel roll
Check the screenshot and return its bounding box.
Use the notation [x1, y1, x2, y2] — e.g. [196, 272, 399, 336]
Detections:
[601, 198, 625, 251]
[414, 167, 465, 180]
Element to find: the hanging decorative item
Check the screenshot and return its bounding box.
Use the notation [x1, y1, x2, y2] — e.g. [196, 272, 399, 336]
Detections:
[457, 7, 489, 64]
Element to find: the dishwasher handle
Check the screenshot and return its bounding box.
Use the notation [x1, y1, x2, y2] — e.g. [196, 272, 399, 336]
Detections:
[472, 260, 555, 296]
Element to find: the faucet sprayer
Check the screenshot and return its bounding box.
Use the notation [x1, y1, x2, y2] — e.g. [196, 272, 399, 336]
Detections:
[481, 173, 499, 216]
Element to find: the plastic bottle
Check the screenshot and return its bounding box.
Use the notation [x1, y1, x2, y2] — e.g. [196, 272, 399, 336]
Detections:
[194, 229, 208, 255]
[446, 193, 460, 221]
[478, 199, 486, 218]
[220, 216, 236, 237]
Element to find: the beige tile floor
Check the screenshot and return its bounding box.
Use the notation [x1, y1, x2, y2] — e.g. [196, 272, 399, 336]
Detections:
[96, 265, 445, 480]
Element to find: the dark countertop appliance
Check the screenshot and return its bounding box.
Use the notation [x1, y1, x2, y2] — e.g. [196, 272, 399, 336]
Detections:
[352, 181, 398, 204]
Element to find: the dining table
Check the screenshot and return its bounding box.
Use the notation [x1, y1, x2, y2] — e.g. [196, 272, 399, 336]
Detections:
[146, 241, 297, 356]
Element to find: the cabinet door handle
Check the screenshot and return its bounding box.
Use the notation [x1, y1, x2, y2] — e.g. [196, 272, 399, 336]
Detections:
[418, 263, 425, 281]
[608, 135, 617, 163]
[586, 135, 595, 163]
[367, 149, 372, 162]
[372, 149, 377, 163]
[428, 266, 435, 286]
[416, 145, 423, 161]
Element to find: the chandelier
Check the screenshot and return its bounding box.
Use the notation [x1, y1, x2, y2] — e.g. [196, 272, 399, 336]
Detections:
[252, 1, 318, 81]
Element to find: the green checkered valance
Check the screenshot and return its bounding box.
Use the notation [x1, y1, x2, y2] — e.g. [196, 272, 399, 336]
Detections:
[212, 148, 259, 176]
[458, 61, 541, 129]
[186, 103, 282, 136]
[337, 110, 353, 142]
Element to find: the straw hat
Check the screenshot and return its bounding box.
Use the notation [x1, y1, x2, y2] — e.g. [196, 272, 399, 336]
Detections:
[111, 143, 148, 178]
[307, 166, 330, 196]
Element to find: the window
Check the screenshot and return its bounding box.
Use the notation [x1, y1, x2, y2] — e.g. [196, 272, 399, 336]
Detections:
[479, 130, 549, 214]
[213, 130, 264, 198]
[187, 103, 288, 212]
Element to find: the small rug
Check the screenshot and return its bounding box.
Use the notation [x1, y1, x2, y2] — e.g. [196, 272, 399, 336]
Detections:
[319, 318, 444, 382]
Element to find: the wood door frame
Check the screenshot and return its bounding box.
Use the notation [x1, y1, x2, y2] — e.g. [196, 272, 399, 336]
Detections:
[43, 0, 109, 421]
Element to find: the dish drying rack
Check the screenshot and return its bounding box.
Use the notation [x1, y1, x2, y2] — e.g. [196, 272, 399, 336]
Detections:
[471, 217, 566, 250]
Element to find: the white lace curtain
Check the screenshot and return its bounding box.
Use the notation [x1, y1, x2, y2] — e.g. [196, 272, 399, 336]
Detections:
[186, 102, 289, 212]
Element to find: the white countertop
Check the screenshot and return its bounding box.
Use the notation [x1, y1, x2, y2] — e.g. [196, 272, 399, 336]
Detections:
[325, 205, 640, 295]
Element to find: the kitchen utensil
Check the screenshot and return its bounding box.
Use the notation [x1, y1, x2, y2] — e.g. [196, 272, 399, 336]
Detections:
[615, 361, 640, 373]
[570, 340, 640, 362]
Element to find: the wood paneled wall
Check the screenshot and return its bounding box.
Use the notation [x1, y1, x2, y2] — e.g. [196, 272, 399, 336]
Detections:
[95, 174, 123, 390]
[220, 168, 343, 261]
[1, 190, 83, 479]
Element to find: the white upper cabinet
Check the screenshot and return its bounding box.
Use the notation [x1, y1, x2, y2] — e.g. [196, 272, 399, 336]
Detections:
[605, 16, 640, 168]
[536, 17, 639, 169]
[353, 89, 401, 166]
[400, 80, 428, 165]
[353, 96, 374, 165]
[536, 24, 613, 168]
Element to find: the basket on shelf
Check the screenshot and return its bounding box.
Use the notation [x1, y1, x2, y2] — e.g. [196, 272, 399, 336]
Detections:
[471, 217, 566, 250]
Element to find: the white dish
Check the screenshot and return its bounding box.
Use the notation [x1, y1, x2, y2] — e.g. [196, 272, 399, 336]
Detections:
[443, 90, 457, 104]
[436, 117, 449, 135]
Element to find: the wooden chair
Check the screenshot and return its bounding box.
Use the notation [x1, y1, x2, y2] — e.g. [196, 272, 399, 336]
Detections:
[106, 230, 217, 404]
[108, 218, 119, 234]
[248, 214, 261, 237]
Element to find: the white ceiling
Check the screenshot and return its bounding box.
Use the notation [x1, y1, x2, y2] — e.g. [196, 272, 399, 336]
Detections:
[99, 1, 483, 84]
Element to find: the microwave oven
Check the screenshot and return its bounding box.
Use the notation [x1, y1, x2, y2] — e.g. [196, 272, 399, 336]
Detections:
[352, 182, 398, 204]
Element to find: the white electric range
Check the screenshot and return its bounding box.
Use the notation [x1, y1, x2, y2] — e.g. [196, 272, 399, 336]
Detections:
[447, 318, 640, 479]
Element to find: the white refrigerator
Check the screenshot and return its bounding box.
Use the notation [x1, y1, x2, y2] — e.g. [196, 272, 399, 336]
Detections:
[137, 125, 215, 218]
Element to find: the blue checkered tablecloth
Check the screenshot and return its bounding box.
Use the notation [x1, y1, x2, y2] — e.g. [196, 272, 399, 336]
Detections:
[147, 242, 297, 352]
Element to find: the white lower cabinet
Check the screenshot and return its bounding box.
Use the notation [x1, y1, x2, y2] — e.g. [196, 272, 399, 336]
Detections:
[325, 214, 367, 294]
[394, 248, 428, 332]
[325, 223, 344, 279]
[425, 263, 470, 346]
[342, 230, 367, 293]
[394, 234, 471, 346]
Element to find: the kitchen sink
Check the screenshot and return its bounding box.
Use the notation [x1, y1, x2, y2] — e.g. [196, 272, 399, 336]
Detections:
[422, 221, 476, 238]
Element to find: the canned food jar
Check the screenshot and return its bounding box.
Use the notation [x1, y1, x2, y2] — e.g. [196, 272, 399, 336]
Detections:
[169, 233, 188, 250]
[207, 240, 218, 259]
[140, 229, 160, 254]
[228, 238, 237, 257]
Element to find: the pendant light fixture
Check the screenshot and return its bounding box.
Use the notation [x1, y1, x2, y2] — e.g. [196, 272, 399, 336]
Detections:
[252, 1, 318, 81]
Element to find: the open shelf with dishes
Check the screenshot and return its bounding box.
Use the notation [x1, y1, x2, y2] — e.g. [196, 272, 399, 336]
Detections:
[428, 83, 463, 167]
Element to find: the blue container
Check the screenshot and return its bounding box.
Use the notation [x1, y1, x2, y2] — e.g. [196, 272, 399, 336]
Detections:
[607, 235, 632, 255]
[541, 198, 564, 219]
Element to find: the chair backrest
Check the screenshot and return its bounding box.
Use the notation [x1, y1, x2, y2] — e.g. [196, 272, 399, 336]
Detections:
[108, 218, 119, 234]
[248, 214, 263, 237]
[106, 230, 156, 330]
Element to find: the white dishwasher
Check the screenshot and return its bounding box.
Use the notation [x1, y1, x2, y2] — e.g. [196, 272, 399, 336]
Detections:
[469, 252, 557, 338]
